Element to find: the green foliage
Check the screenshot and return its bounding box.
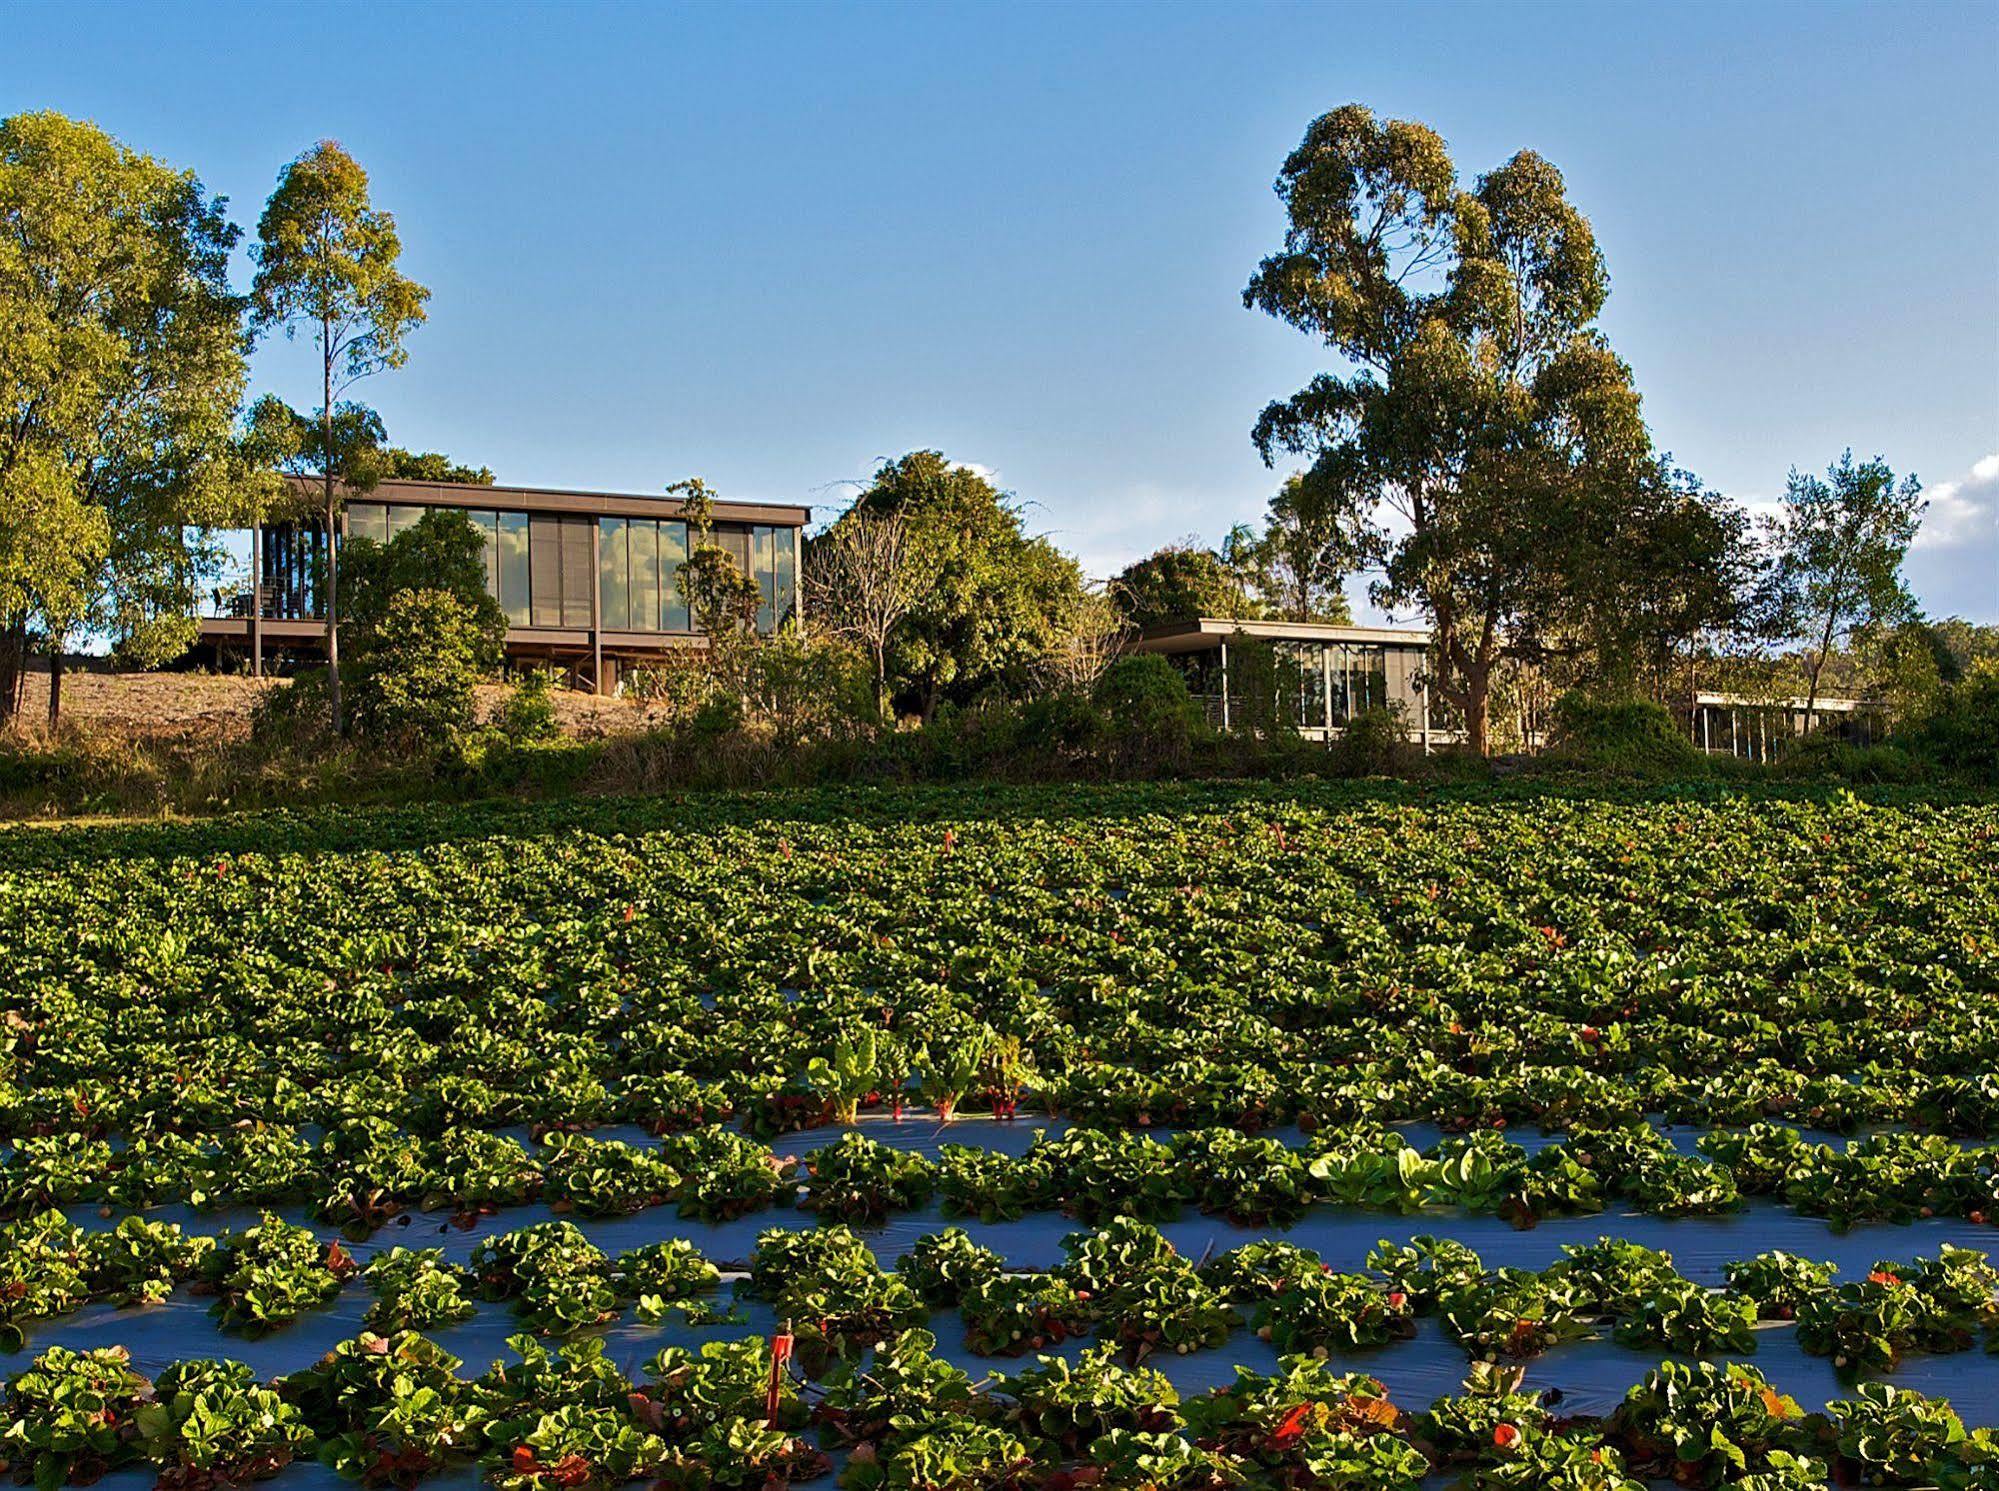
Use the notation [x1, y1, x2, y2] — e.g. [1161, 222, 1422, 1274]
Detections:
[1334, 705, 1408, 776]
[136, 1359, 311, 1489]
[199, 1213, 355, 1336]
[346, 588, 491, 745]
[1093, 653, 1202, 758]
[850, 451, 1088, 716]
[0, 110, 249, 712]
[498, 668, 562, 742]
[1764, 451, 1927, 714]
[250, 137, 429, 729]
[1243, 103, 1732, 753]
[1549, 694, 1702, 775]
[1111, 544, 1261, 631]
[342, 508, 506, 653]
[1905, 659, 1999, 779]
[368, 448, 493, 485]
[1, 1345, 153, 1490]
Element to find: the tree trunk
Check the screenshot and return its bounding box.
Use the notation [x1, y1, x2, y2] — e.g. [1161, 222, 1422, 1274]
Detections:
[1463, 672, 1491, 757]
[322, 351, 343, 732]
[46, 650, 62, 730]
[0, 622, 25, 726]
[1803, 610, 1837, 735]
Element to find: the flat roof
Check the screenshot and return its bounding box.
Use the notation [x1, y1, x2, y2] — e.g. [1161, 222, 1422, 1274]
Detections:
[1692, 691, 1876, 711]
[1132, 616, 1431, 654]
[285, 474, 810, 527]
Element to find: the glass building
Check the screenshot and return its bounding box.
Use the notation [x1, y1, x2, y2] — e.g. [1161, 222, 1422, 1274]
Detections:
[200, 477, 808, 692]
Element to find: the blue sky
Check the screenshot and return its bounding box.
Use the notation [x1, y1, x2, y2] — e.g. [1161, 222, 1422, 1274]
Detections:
[7, 0, 1996, 621]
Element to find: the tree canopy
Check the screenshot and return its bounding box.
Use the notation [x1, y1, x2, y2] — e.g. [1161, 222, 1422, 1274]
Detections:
[1243, 103, 1746, 750]
[1111, 542, 1261, 632]
[0, 110, 250, 721]
[251, 139, 428, 730]
[846, 451, 1086, 717]
[1765, 450, 1926, 719]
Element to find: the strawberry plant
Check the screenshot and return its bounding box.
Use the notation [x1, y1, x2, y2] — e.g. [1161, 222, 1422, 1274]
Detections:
[937, 1146, 1053, 1224]
[1610, 1278, 1758, 1354]
[1254, 1270, 1415, 1355]
[539, 1134, 679, 1218]
[1824, 1383, 1985, 1486]
[471, 1223, 618, 1337]
[1365, 1237, 1484, 1314]
[197, 1213, 356, 1336]
[657, 1127, 792, 1221]
[0, 1345, 153, 1489]
[1000, 1343, 1179, 1455]
[1723, 1250, 1838, 1319]
[484, 1403, 670, 1491]
[1180, 1358, 1425, 1489]
[1076, 1428, 1242, 1491]
[1203, 1241, 1329, 1305]
[895, 1229, 1003, 1307]
[1439, 1270, 1596, 1360]
[135, 1359, 311, 1491]
[800, 1132, 937, 1222]
[960, 1275, 1090, 1357]
[362, 1247, 478, 1331]
[838, 1415, 1032, 1491]
[1607, 1361, 1807, 1488]
[816, 1329, 984, 1447]
[278, 1331, 491, 1487]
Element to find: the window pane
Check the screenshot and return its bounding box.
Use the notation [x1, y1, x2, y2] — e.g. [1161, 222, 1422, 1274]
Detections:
[561, 517, 592, 628]
[530, 515, 564, 627]
[464, 511, 499, 604]
[773, 525, 796, 629]
[388, 503, 423, 537]
[498, 512, 530, 626]
[752, 526, 776, 634]
[629, 520, 660, 631]
[599, 518, 630, 631]
[346, 503, 388, 544]
[661, 520, 689, 632]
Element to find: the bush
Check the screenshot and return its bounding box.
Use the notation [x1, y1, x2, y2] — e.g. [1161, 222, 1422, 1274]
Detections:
[1094, 655, 1200, 761]
[1334, 705, 1407, 776]
[1549, 693, 1702, 775]
[1904, 661, 1999, 779]
[1772, 736, 1926, 784]
[250, 668, 335, 749]
[498, 669, 561, 742]
[349, 589, 489, 746]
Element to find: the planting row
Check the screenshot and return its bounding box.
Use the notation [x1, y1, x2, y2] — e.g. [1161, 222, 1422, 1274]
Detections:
[0, 1328, 1988, 1491]
[3, 799, 1994, 1151]
[7, 1122, 1996, 1235]
[8, 1204, 1999, 1382]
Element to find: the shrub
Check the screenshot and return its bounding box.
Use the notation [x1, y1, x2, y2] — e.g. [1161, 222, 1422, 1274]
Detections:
[1094, 655, 1200, 761]
[1334, 705, 1407, 776]
[1905, 660, 1999, 778]
[349, 589, 490, 746]
[1549, 693, 1702, 774]
[498, 669, 561, 742]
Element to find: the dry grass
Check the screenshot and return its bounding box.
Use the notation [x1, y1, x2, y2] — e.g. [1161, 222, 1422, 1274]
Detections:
[12, 666, 668, 744]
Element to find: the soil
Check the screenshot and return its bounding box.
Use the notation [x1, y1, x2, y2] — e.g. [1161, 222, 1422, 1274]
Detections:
[11, 666, 656, 742]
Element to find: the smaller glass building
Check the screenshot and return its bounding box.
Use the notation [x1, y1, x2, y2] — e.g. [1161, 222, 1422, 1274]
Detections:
[199, 477, 809, 691]
[1125, 617, 1455, 747]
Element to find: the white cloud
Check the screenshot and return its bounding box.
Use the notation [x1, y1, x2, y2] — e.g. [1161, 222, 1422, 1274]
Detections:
[1914, 452, 1999, 551]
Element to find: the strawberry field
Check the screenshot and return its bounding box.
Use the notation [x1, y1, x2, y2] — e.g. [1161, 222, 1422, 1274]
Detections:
[0, 782, 1994, 1489]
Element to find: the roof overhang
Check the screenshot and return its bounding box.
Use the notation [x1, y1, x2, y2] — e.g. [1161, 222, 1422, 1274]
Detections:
[1129, 616, 1431, 655]
[282, 475, 809, 527]
[1692, 691, 1876, 712]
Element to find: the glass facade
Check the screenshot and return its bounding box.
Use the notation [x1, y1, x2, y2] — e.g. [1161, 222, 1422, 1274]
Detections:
[339, 502, 797, 637]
